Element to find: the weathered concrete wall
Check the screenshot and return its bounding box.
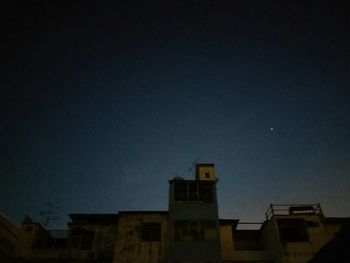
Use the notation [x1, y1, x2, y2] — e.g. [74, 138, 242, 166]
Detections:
[220, 225, 235, 260]
[280, 215, 331, 263]
[68, 224, 116, 260]
[260, 215, 339, 263]
[114, 213, 168, 263]
[304, 215, 329, 252]
[261, 219, 284, 263]
[220, 224, 274, 262]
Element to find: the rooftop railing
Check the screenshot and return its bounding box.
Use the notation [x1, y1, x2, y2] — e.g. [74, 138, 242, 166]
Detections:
[265, 203, 323, 220]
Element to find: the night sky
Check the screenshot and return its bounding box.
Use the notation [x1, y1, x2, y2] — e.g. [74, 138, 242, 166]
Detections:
[1, 1, 350, 228]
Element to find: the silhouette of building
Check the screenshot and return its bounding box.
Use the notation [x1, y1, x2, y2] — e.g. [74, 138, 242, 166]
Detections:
[0, 212, 19, 262]
[10, 164, 349, 263]
[307, 218, 350, 263]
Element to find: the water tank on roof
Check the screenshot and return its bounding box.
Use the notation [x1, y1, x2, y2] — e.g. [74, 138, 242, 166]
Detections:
[195, 163, 216, 181]
[289, 206, 316, 215]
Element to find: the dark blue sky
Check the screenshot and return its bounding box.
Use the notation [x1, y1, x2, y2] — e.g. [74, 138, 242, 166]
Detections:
[1, 1, 350, 228]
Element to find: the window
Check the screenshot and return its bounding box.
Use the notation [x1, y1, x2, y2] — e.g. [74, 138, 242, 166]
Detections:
[174, 181, 187, 201]
[189, 182, 199, 201]
[174, 220, 217, 241]
[234, 230, 262, 250]
[70, 228, 95, 250]
[141, 223, 161, 241]
[277, 219, 309, 243]
[175, 221, 201, 241]
[173, 181, 214, 202]
[205, 172, 210, 178]
[198, 183, 213, 202]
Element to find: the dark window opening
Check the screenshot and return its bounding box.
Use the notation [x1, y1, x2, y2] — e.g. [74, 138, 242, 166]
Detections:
[31, 230, 68, 250]
[174, 181, 187, 201]
[70, 228, 95, 250]
[198, 183, 214, 202]
[277, 219, 309, 244]
[173, 181, 214, 203]
[141, 223, 161, 241]
[174, 220, 217, 241]
[205, 172, 210, 178]
[189, 182, 198, 201]
[175, 221, 201, 241]
[234, 230, 263, 250]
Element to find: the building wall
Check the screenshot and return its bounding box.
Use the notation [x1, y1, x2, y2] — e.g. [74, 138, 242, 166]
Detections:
[0, 213, 19, 262]
[303, 215, 329, 252]
[68, 223, 117, 260]
[14, 212, 346, 263]
[15, 222, 44, 258]
[219, 213, 342, 263]
[220, 223, 275, 263]
[278, 215, 323, 263]
[10, 211, 348, 263]
[219, 224, 235, 260]
[259, 214, 345, 263]
[14, 220, 116, 262]
[114, 213, 168, 263]
[261, 219, 284, 263]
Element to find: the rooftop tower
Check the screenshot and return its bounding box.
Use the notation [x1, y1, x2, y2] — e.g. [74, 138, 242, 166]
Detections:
[168, 163, 221, 263]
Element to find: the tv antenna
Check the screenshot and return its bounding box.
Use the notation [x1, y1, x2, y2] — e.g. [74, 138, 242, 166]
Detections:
[38, 202, 61, 228]
[188, 155, 201, 173]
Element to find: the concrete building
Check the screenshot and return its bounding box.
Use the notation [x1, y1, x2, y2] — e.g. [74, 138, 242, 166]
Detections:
[15, 213, 118, 262]
[11, 164, 349, 263]
[219, 204, 348, 263]
[168, 164, 221, 263]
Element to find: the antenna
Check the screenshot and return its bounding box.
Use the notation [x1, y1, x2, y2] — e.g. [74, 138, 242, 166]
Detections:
[188, 155, 201, 173]
[38, 202, 61, 228]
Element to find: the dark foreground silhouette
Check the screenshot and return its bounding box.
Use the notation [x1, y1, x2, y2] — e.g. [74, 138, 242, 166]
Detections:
[308, 219, 350, 263]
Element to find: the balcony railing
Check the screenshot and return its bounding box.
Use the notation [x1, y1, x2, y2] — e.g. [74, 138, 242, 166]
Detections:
[265, 203, 323, 220]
